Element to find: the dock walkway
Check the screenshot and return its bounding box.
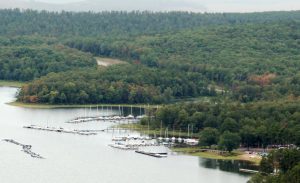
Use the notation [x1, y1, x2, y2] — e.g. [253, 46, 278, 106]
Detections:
[3, 139, 44, 159]
[23, 125, 97, 136]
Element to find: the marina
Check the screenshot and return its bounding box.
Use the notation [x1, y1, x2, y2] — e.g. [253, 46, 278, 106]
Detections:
[109, 137, 169, 158]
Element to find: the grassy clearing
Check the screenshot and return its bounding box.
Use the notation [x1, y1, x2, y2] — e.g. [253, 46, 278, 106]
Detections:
[9, 101, 160, 109]
[96, 57, 127, 67]
[171, 96, 213, 103]
[172, 147, 261, 165]
[0, 80, 26, 88]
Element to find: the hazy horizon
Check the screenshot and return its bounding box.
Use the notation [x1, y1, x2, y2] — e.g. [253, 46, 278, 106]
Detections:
[1, 0, 300, 12]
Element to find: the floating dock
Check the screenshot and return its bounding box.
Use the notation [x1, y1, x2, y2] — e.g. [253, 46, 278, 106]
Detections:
[23, 125, 97, 136]
[135, 151, 167, 158]
[135, 146, 168, 158]
[3, 139, 44, 159]
[239, 168, 259, 174]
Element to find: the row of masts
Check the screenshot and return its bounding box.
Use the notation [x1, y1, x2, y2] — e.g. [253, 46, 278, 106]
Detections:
[66, 105, 150, 124]
[81, 104, 151, 118]
[111, 121, 199, 147]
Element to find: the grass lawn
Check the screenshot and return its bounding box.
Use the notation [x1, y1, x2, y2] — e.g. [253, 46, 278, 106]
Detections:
[172, 147, 261, 165]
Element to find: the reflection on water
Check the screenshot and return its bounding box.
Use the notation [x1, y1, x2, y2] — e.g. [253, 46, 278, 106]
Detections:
[199, 158, 259, 175]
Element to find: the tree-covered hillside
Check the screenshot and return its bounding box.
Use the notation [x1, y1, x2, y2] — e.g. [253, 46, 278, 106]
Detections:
[0, 37, 96, 81]
[0, 10, 299, 105]
[17, 64, 216, 104]
[66, 21, 300, 77]
[27, 21, 300, 104]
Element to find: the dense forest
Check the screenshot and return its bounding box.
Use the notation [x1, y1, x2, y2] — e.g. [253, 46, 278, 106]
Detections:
[0, 36, 96, 81]
[17, 64, 215, 104]
[17, 21, 300, 104]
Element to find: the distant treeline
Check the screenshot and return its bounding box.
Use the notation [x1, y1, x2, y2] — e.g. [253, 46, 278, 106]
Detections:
[1, 9, 300, 37]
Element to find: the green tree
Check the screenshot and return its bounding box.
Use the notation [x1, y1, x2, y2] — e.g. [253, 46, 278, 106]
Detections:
[199, 127, 219, 147]
[218, 131, 241, 152]
[281, 163, 300, 183]
[221, 118, 238, 132]
[260, 156, 274, 174]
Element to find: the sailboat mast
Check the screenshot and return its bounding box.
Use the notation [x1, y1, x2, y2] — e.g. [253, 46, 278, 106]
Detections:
[188, 124, 190, 138]
[90, 105, 91, 116]
[160, 120, 162, 137]
[140, 106, 142, 116]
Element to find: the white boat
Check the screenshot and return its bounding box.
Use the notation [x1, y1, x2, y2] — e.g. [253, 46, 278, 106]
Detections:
[136, 115, 146, 119]
[112, 136, 126, 141]
[126, 114, 134, 119]
[184, 139, 199, 146]
[109, 143, 131, 150]
[177, 137, 183, 143]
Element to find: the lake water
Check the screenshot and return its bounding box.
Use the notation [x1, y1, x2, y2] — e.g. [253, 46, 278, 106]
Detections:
[0, 87, 251, 183]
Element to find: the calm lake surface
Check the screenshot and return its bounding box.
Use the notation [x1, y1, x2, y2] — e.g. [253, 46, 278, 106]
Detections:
[0, 87, 251, 183]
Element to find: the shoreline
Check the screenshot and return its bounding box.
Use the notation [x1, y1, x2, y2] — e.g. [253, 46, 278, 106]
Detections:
[0, 81, 160, 109]
[0, 80, 26, 88]
[8, 101, 160, 109]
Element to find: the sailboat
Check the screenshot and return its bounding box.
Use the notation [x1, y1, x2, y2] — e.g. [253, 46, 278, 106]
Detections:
[177, 128, 183, 143]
